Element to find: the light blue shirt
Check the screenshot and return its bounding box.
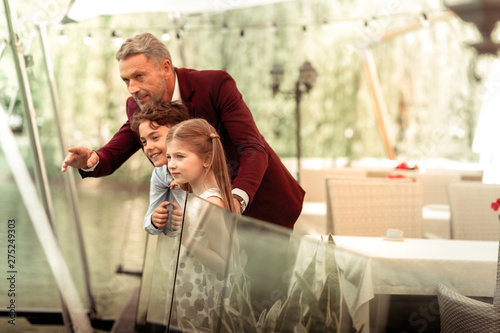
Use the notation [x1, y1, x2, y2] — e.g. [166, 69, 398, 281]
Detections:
[144, 164, 183, 236]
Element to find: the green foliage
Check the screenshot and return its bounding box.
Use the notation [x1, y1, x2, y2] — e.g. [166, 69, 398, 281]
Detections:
[212, 234, 343, 333]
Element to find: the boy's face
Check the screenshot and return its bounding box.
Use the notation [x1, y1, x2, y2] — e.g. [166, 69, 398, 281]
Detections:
[139, 120, 170, 167]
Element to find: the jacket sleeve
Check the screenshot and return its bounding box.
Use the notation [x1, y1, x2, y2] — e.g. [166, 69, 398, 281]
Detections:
[214, 73, 269, 203]
[79, 121, 141, 178]
[79, 97, 142, 178]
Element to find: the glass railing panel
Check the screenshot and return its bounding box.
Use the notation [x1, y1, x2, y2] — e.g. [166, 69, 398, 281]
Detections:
[0, 177, 62, 309]
[139, 191, 347, 332]
[135, 189, 182, 332]
[169, 193, 240, 331]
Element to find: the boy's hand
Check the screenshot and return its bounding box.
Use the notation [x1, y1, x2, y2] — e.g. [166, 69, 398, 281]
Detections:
[169, 202, 183, 231]
[151, 202, 170, 228]
[151, 201, 183, 230]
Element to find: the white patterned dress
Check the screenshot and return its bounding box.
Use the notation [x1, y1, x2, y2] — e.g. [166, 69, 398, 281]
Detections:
[173, 188, 234, 329]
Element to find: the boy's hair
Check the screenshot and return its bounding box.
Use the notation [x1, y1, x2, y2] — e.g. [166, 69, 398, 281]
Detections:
[166, 118, 236, 213]
[130, 102, 189, 134]
[115, 32, 173, 69]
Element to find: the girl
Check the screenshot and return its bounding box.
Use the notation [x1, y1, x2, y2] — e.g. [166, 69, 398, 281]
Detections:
[166, 118, 236, 213]
[165, 118, 239, 329]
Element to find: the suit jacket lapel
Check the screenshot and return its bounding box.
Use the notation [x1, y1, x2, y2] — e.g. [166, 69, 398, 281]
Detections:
[176, 68, 195, 118]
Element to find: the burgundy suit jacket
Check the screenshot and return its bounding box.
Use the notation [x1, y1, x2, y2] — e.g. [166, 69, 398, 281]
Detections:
[81, 68, 305, 228]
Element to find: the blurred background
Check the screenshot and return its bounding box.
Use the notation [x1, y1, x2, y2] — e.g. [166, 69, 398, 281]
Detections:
[1, 0, 498, 331]
[2, 0, 493, 183]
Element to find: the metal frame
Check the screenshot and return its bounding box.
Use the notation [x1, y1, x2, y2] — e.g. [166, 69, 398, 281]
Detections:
[37, 21, 97, 317]
[361, 11, 456, 160]
[2, 0, 97, 329]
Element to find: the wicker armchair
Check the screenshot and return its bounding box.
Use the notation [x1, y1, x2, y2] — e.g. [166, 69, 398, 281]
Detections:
[300, 168, 367, 202]
[325, 177, 423, 237]
[437, 240, 500, 332]
[414, 172, 461, 206]
[447, 182, 500, 241]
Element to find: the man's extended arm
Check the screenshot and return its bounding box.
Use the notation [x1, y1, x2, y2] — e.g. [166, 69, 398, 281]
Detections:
[80, 120, 141, 178]
[62, 98, 142, 178]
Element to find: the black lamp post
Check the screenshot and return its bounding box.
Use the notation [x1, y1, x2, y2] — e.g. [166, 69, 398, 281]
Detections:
[270, 62, 284, 96]
[270, 61, 317, 183]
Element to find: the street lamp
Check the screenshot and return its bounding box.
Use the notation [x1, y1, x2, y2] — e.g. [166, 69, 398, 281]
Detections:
[270, 61, 317, 183]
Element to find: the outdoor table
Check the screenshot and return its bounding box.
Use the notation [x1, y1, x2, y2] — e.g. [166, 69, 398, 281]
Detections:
[292, 235, 497, 332]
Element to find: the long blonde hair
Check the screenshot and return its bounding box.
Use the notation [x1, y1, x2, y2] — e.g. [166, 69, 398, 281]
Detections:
[166, 119, 236, 213]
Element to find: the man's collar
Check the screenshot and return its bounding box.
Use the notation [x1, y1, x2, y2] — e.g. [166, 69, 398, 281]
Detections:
[172, 70, 182, 103]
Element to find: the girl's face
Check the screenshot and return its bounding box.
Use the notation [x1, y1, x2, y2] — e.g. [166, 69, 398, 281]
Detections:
[139, 120, 170, 167]
[166, 139, 208, 188]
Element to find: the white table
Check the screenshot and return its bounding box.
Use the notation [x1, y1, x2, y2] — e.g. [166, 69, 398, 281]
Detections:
[292, 235, 498, 332]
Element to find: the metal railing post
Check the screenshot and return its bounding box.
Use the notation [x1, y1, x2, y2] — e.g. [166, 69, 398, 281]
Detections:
[37, 22, 97, 317]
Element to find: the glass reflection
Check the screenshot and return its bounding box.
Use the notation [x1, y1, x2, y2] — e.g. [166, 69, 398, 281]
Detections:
[170, 193, 241, 330]
[138, 191, 343, 333]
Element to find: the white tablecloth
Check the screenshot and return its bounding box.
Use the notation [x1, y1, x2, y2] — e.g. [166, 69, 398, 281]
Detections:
[292, 235, 498, 332]
[334, 236, 496, 296]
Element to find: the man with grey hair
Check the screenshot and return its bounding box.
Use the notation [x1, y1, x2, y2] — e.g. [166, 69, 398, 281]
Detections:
[62, 32, 304, 228]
